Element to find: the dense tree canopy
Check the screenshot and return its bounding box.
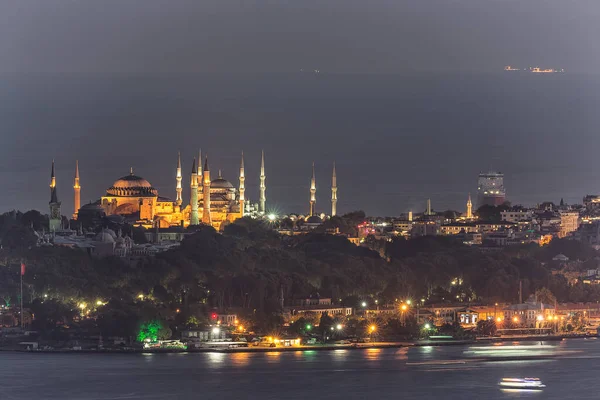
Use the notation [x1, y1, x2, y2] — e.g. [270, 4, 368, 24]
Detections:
[1, 210, 600, 341]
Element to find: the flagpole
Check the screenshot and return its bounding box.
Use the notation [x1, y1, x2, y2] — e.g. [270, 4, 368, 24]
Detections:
[20, 270, 23, 330]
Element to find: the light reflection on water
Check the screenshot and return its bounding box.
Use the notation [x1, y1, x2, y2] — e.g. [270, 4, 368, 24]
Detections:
[365, 348, 382, 360]
[265, 351, 281, 363]
[231, 351, 250, 367]
[1, 341, 599, 400]
[393, 347, 409, 361]
[207, 352, 226, 365]
[331, 349, 349, 362]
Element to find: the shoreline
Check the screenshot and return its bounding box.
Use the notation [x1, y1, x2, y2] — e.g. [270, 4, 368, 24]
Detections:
[2, 335, 594, 355]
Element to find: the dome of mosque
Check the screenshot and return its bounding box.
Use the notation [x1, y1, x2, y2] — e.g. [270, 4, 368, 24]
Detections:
[106, 170, 158, 197]
[306, 216, 323, 224]
[211, 178, 235, 189]
[95, 228, 117, 243]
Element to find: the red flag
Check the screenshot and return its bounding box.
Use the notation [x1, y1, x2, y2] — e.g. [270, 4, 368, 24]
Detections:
[20, 262, 25, 276]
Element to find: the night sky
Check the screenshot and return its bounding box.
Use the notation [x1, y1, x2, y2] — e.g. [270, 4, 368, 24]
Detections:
[1, 1, 600, 216]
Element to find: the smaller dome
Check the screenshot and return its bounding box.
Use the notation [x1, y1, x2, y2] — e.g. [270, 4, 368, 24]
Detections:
[211, 178, 234, 189]
[95, 228, 117, 243]
[80, 203, 104, 212]
[306, 216, 323, 224]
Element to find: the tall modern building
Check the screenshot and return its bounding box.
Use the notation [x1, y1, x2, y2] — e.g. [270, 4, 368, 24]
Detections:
[477, 171, 506, 207]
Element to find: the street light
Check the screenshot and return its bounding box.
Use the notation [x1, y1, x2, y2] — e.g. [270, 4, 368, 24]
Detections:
[361, 302, 367, 308]
[336, 324, 343, 331]
[406, 300, 412, 305]
[424, 323, 431, 330]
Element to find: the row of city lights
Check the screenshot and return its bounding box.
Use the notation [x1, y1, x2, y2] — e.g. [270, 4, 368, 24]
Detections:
[494, 315, 565, 323]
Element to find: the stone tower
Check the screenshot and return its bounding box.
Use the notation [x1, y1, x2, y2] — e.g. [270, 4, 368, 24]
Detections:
[73, 160, 80, 220]
[466, 193, 473, 219]
[189, 158, 199, 225]
[202, 157, 212, 225]
[331, 162, 337, 217]
[175, 152, 183, 207]
[239, 152, 245, 217]
[197, 149, 202, 189]
[259, 150, 266, 214]
[309, 162, 316, 217]
[49, 160, 62, 232]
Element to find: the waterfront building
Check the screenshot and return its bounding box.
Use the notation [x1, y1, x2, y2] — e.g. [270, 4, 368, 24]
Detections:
[287, 297, 353, 318]
[503, 296, 555, 327]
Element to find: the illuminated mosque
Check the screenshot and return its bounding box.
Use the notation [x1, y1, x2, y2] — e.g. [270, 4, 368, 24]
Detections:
[46, 152, 339, 232]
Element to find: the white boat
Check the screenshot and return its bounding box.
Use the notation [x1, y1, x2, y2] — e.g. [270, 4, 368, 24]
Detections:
[499, 378, 546, 390]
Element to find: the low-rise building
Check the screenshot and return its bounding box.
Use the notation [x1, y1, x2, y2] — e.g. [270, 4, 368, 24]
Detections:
[559, 211, 580, 238]
[503, 297, 556, 327]
[501, 210, 533, 223]
[287, 305, 353, 318]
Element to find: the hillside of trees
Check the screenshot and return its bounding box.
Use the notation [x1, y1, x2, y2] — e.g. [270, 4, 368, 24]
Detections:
[1, 210, 599, 341]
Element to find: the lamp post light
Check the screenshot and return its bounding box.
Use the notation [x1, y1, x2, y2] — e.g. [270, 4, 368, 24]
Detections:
[536, 315, 544, 331]
[369, 325, 376, 342]
[400, 303, 408, 325]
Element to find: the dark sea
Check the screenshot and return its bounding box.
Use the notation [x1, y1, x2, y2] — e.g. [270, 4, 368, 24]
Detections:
[0, 340, 599, 399]
[1, 72, 599, 216]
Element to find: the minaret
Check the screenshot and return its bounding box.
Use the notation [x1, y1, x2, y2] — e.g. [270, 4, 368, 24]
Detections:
[175, 152, 183, 207]
[73, 160, 80, 220]
[197, 149, 202, 188]
[309, 162, 316, 216]
[189, 158, 199, 225]
[466, 193, 473, 219]
[202, 156, 212, 225]
[49, 160, 62, 232]
[239, 152, 245, 217]
[426, 198, 432, 215]
[259, 150, 266, 214]
[331, 162, 337, 217]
